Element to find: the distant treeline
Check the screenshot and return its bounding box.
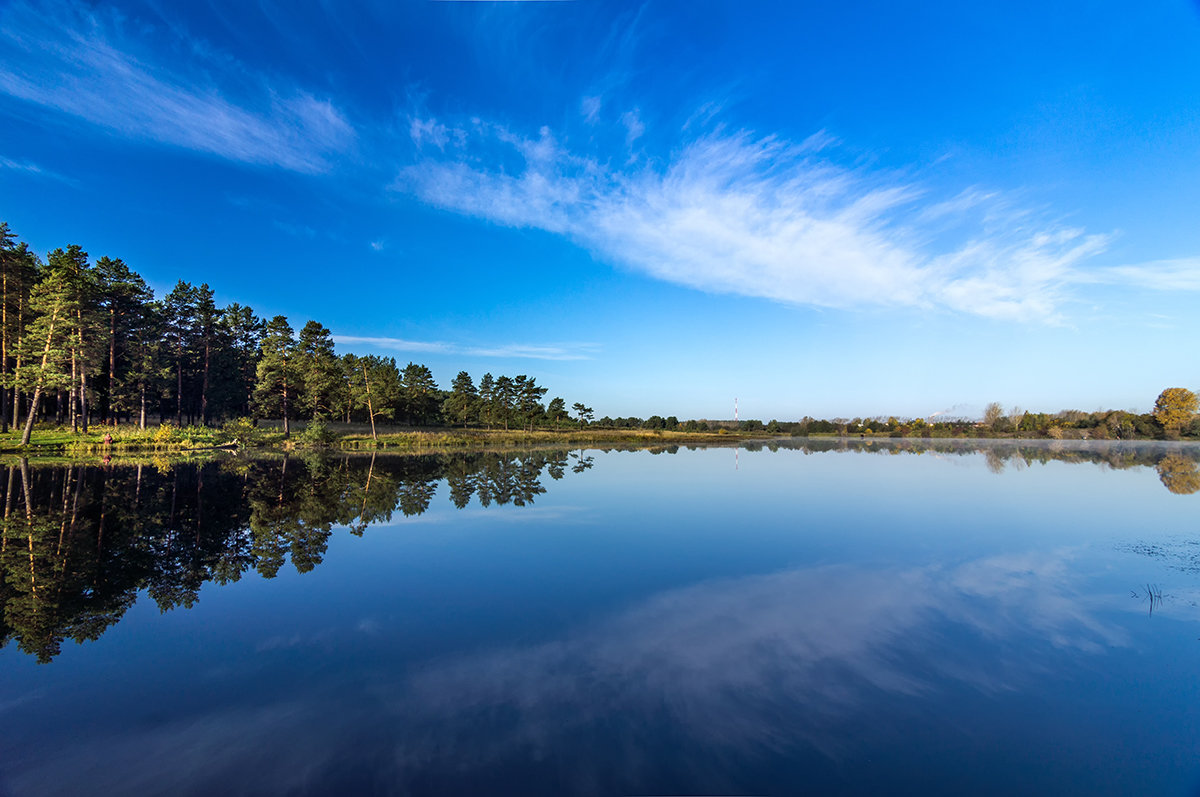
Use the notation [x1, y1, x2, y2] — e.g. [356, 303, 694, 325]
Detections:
[704, 402, 1199, 441]
[587, 397, 1200, 441]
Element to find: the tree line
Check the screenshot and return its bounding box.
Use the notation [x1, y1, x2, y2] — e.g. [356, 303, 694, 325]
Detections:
[4, 222, 1193, 444]
[0, 222, 602, 442]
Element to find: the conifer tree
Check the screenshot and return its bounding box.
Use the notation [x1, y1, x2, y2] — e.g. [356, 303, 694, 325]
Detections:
[295, 321, 341, 420]
[193, 284, 221, 425]
[0, 224, 39, 433]
[478, 373, 496, 429]
[163, 281, 198, 425]
[346, 354, 400, 439]
[17, 274, 75, 444]
[94, 256, 153, 424]
[443, 371, 479, 427]
[401, 362, 439, 425]
[220, 303, 263, 419]
[253, 316, 297, 436]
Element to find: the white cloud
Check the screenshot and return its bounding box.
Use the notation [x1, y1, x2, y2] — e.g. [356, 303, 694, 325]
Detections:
[0, 154, 77, 185]
[395, 119, 1112, 322]
[580, 95, 601, 124]
[0, 1, 355, 173]
[333, 335, 598, 361]
[333, 335, 453, 355]
[461, 342, 600, 360]
[620, 108, 644, 146]
[1096, 257, 1200, 292]
[409, 116, 465, 150]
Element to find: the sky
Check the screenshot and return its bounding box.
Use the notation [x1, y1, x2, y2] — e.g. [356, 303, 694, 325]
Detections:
[1, 0, 1198, 421]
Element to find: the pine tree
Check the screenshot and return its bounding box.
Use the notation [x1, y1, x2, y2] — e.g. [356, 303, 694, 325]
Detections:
[295, 321, 341, 421]
[219, 303, 263, 419]
[443, 371, 478, 427]
[193, 284, 222, 425]
[16, 274, 75, 444]
[253, 316, 297, 436]
[45, 246, 100, 433]
[0, 224, 39, 434]
[94, 256, 153, 424]
[346, 354, 400, 439]
[162, 281, 198, 425]
[401, 362, 439, 425]
[478, 373, 496, 429]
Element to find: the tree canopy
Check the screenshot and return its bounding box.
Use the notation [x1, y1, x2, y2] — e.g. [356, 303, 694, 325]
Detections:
[1153, 388, 1198, 433]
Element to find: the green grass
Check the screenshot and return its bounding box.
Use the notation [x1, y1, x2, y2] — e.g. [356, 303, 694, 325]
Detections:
[335, 427, 742, 450]
[0, 421, 276, 455]
[0, 419, 747, 458]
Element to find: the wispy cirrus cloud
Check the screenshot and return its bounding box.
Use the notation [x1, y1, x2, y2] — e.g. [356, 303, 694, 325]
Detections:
[394, 116, 1111, 322]
[1092, 257, 1200, 292]
[0, 0, 355, 173]
[334, 335, 598, 361]
[0, 154, 77, 185]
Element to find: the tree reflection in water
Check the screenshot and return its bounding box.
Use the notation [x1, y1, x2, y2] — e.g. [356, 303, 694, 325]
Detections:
[1, 439, 1193, 663]
[0, 450, 581, 663]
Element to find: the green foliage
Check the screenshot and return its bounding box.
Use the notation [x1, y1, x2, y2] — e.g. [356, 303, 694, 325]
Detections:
[443, 371, 479, 426]
[295, 320, 342, 420]
[571, 402, 593, 428]
[154, 422, 178, 444]
[218, 417, 269, 447]
[253, 316, 297, 434]
[401, 362, 440, 425]
[296, 419, 337, 447]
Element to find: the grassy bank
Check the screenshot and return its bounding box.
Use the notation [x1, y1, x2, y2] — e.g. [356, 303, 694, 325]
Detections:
[0, 420, 747, 457]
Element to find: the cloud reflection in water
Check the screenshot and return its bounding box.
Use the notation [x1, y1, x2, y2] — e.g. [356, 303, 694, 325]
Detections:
[4, 549, 1128, 795]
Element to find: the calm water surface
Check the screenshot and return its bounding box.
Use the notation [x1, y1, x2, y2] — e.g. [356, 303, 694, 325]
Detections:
[2, 440, 1200, 796]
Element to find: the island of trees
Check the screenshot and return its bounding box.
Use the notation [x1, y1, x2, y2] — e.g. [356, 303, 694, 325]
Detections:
[1, 221, 1196, 452]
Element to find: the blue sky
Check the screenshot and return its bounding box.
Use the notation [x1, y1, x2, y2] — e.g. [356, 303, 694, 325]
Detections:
[1, 0, 1198, 420]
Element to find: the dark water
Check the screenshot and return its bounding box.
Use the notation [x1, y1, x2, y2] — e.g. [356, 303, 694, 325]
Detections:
[2, 440, 1199, 796]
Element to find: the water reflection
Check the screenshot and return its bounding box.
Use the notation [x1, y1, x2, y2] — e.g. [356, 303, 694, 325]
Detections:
[1, 439, 1193, 664]
[0, 450, 587, 662]
[3, 440, 1199, 795]
[383, 551, 1123, 783]
[1155, 454, 1200, 494]
[2, 551, 1139, 796]
[746, 436, 1200, 476]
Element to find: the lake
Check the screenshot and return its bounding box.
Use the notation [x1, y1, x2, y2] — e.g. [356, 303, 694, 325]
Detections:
[2, 440, 1199, 796]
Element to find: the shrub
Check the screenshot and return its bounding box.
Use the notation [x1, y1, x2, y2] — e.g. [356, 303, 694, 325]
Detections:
[297, 419, 337, 447]
[218, 418, 268, 447]
[153, 423, 177, 446]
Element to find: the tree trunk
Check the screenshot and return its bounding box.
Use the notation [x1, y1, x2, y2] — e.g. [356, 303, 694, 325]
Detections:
[2, 264, 9, 434]
[11, 291, 24, 430]
[281, 375, 290, 437]
[21, 303, 61, 446]
[139, 379, 146, 430]
[107, 305, 116, 423]
[362, 362, 377, 441]
[78, 308, 89, 434]
[69, 349, 77, 433]
[175, 341, 183, 426]
[201, 338, 210, 425]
